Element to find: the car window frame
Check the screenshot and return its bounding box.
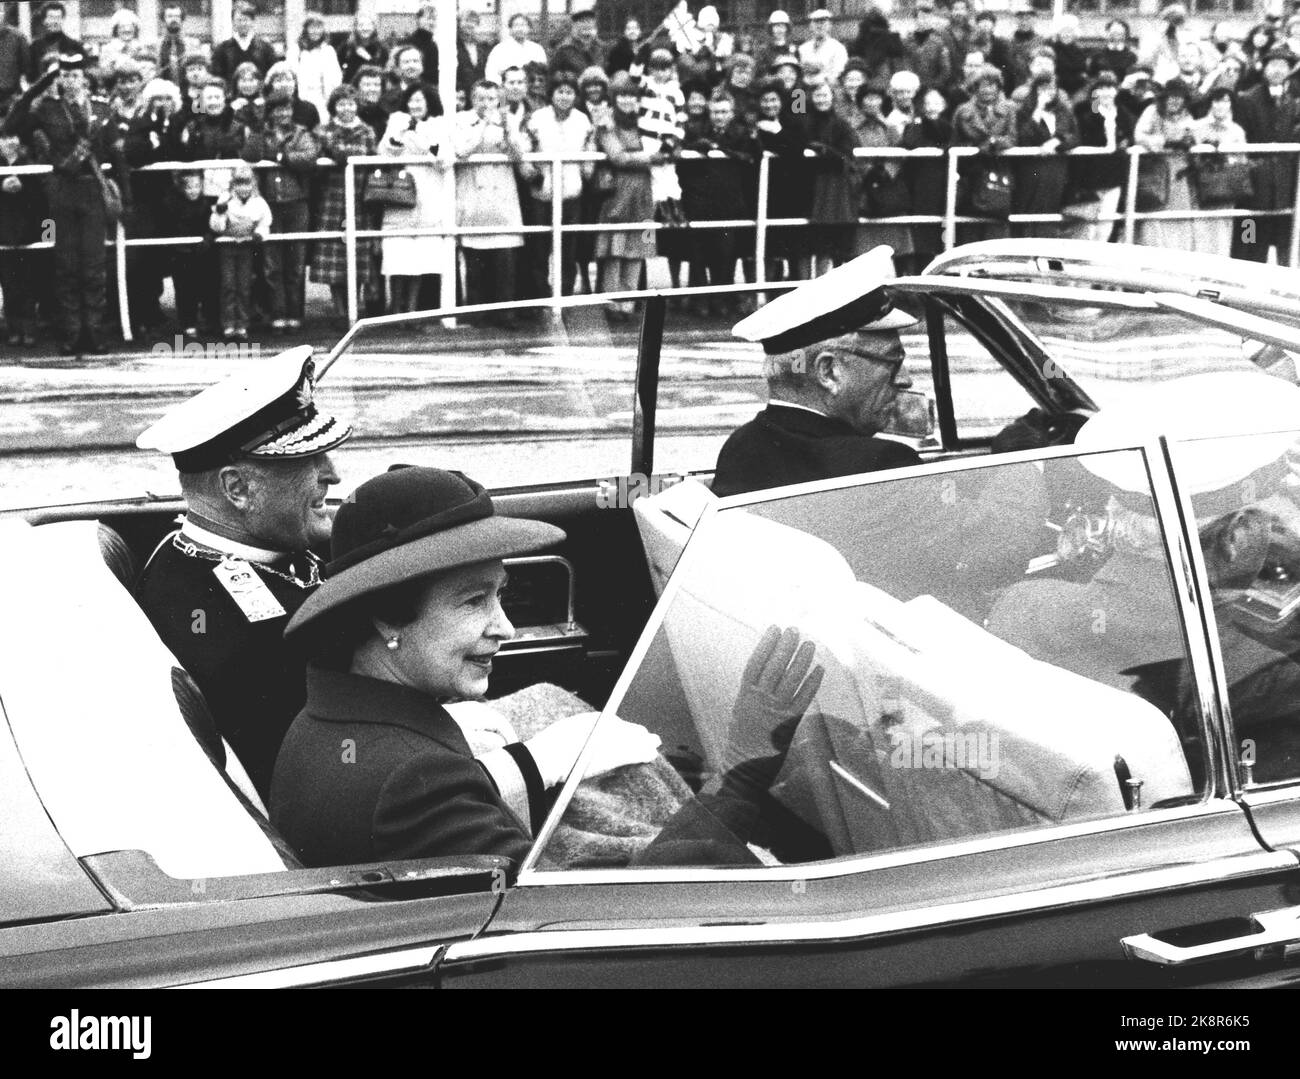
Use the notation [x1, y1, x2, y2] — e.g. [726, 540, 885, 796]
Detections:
[1164, 425, 1300, 798]
[519, 436, 1234, 885]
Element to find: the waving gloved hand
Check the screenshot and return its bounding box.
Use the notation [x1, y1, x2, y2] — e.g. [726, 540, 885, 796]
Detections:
[725, 625, 824, 774]
[525, 711, 662, 788]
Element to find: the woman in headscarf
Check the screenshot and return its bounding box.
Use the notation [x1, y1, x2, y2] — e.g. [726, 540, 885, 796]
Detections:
[802, 74, 862, 275]
[270, 466, 660, 868]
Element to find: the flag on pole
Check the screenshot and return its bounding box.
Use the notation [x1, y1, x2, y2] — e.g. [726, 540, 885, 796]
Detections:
[661, 2, 705, 55]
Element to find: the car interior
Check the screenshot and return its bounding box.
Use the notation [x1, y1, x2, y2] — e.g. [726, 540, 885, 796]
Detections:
[9, 281, 1300, 896]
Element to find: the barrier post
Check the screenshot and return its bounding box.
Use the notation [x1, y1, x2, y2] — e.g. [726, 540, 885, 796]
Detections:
[1124, 146, 1139, 245]
[551, 145, 563, 317]
[943, 148, 960, 250]
[114, 221, 131, 342]
[1289, 146, 1300, 268]
[344, 159, 358, 325]
[755, 151, 770, 291]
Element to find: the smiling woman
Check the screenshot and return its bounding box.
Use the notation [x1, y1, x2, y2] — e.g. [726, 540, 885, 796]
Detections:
[269, 465, 661, 869]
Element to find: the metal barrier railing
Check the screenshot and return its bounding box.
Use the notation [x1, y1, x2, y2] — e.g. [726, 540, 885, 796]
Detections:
[1, 142, 1297, 338]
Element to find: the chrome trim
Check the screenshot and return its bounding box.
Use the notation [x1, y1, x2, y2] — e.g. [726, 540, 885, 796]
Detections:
[451, 851, 1296, 963]
[521, 800, 1239, 888]
[1145, 437, 1233, 798]
[1241, 784, 1300, 807]
[177, 945, 442, 990]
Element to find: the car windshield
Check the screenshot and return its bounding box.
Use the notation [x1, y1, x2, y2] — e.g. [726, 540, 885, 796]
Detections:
[536, 447, 1206, 872]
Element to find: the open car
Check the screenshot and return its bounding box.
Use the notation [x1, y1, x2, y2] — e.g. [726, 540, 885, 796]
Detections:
[5, 241, 1300, 989]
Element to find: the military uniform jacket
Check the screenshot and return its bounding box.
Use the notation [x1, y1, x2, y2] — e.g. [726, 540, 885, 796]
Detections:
[3, 89, 131, 200]
[712, 403, 921, 497]
[269, 667, 533, 868]
[135, 535, 315, 799]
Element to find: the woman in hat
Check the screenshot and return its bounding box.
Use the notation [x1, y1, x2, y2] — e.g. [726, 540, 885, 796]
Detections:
[1133, 77, 1200, 252]
[271, 466, 661, 868]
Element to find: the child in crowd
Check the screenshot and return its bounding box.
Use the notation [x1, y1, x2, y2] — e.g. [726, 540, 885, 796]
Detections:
[161, 171, 217, 337]
[209, 163, 272, 340]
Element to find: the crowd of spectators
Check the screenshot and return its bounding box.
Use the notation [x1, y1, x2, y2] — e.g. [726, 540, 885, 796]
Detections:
[0, 1, 1298, 345]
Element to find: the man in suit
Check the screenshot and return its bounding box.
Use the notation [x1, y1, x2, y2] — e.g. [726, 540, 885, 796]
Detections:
[134, 346, 352, 800]
[713, 248, 922, 498]
[1233, 47, 1299, 264]
[209, 0, 277, 83]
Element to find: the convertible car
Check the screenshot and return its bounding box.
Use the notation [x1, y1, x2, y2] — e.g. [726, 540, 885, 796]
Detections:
[4, 240, 1300, 989]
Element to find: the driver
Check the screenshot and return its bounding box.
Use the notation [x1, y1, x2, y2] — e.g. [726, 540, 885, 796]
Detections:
[714, 246, 1049, 622]
[713, 247, 922, 498]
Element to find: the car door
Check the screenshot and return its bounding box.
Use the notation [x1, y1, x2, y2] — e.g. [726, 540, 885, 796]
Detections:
[437, 443, 1300, 988]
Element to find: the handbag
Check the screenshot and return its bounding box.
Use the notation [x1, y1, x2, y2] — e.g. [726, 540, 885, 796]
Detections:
[1190, 155, 1254, 208]
[862, 167, 911, 218]
[1134, 157, 1170, 212]
[361, 166, 417, 209]
[970, 164, 1013, 217]
[592, 164, 616, 194]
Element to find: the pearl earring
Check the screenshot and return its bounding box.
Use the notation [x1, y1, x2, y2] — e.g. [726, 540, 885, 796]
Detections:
[386, 635, 401, 651]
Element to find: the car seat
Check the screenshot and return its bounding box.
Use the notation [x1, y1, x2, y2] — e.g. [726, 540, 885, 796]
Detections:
[659, 508, 1194, 859]
[0, 519, 291, 880]
[632, 478, 717, 596]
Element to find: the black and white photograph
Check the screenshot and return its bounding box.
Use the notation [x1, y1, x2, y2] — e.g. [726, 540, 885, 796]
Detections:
[3, 0, 1300, 1034]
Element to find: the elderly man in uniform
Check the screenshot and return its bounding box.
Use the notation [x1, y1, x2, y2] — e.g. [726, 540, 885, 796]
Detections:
[713, 247, 1050, 622]
[713, 247, 924, 498]
[134, 346, 351, 800]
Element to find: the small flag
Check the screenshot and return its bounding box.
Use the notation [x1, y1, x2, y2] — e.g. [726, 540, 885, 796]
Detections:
[662, 2, 705, 55]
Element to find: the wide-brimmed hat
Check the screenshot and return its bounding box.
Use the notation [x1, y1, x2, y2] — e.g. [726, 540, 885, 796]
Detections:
[284, 467, 564, 642]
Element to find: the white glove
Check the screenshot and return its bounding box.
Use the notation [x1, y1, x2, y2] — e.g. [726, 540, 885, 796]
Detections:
[444, 701, 518, 755]
[525, 711, 661, 788]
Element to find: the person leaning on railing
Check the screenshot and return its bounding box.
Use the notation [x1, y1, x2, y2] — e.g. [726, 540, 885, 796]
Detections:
[1133, 77, 1200, 254]
[1013, 70, 1078, 239]
[681, 90, 756, 316]
[518, 71, 594, 301]
[241, 90, 320, 332]
[1231, 46, 1299, 264]
[311, 84, 376, 323]
[591, 70, 664, 321]
[953, 63, 1018, 243]
[803, 75, 862, 276]
[1190, 85, 1247, 257]
[898, 85, 952, 274]
[1068, 71, 1135, 244]
[453, 79, 527, 321]
[850, 80, 913, 269]
[376, 83, 446, 316]
[122, 78, 184, 336]
[753, 78, 809, 284]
